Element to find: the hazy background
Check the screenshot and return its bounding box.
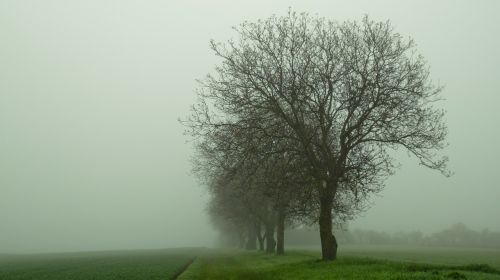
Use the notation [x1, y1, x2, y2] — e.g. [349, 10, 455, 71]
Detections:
[1, 0, 499, 254]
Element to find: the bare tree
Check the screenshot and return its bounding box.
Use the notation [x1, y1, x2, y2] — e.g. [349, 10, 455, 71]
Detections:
[185, 11, 448, 261]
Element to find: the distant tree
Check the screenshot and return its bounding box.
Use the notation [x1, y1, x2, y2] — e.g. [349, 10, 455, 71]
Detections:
[191, 119, 313, 254]
[185, 11, 448, 260]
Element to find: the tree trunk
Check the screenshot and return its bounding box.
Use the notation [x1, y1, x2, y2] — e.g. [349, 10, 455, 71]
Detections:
[256, 222, 264, 251]
[238, 230, 245, 249]
[246, 222, 257, 250]
[318, 181, 338, 261]
[276, 206, 285, 255]
[265, 222, 276, 253]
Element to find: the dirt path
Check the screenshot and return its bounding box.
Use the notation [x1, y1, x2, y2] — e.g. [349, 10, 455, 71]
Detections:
[170, 257, 196, 280]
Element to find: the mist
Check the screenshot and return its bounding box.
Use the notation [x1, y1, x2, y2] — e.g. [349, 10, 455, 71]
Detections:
[1, 0, 499, 254]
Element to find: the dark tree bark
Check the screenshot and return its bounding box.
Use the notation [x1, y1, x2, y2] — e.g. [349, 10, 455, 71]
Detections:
[319, 181, 338, 260]
[256, 222, 265, 251]
[265, 222, 276, 253]
[246, 222, 257, 250]
[238, 231, 245, 249]
[276, 206, 286, 255]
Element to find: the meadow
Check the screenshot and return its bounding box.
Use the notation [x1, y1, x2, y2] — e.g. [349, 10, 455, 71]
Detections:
[2, 246, 500, 279]
[0, 248, 197, 280]
[178, 246, 500, 280]
[339, 245, 500, 269]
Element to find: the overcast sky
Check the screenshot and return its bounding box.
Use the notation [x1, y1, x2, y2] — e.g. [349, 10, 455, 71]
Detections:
[1, 0, 499, 254]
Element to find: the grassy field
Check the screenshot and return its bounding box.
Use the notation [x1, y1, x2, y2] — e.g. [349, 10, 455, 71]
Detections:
[0, 248, 198, 280]
[179, 247, 500, 280]
[338, 245, 500, 269]
[2, 246, 500, 279]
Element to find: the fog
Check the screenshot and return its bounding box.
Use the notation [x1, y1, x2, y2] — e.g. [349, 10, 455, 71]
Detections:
[1, 0, 499, 254]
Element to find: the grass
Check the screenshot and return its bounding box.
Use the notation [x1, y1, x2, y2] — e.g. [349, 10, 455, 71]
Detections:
[2, 246, 500, 279]
[337, 245, 500, 269]
[0, 248, 198, 280]
[179, 249, 500, 280]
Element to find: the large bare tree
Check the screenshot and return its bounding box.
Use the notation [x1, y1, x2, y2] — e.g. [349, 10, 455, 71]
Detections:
[186, 11, 448, 261]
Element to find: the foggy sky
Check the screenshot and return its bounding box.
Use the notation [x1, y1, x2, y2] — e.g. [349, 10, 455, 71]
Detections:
[1, 0, 499, 254]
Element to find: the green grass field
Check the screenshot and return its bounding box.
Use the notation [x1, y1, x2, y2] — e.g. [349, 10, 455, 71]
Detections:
[2, 246, 500, 279]
[0, 248, 198, 280]
[179, 247, 500, 280]
[338, 245, 500, 269]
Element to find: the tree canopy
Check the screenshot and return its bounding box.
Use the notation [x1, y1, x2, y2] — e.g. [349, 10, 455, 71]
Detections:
[184, 11, 448, 261]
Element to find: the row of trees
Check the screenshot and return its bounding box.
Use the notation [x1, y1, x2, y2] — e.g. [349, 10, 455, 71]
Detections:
[183, 11, 448, 261]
